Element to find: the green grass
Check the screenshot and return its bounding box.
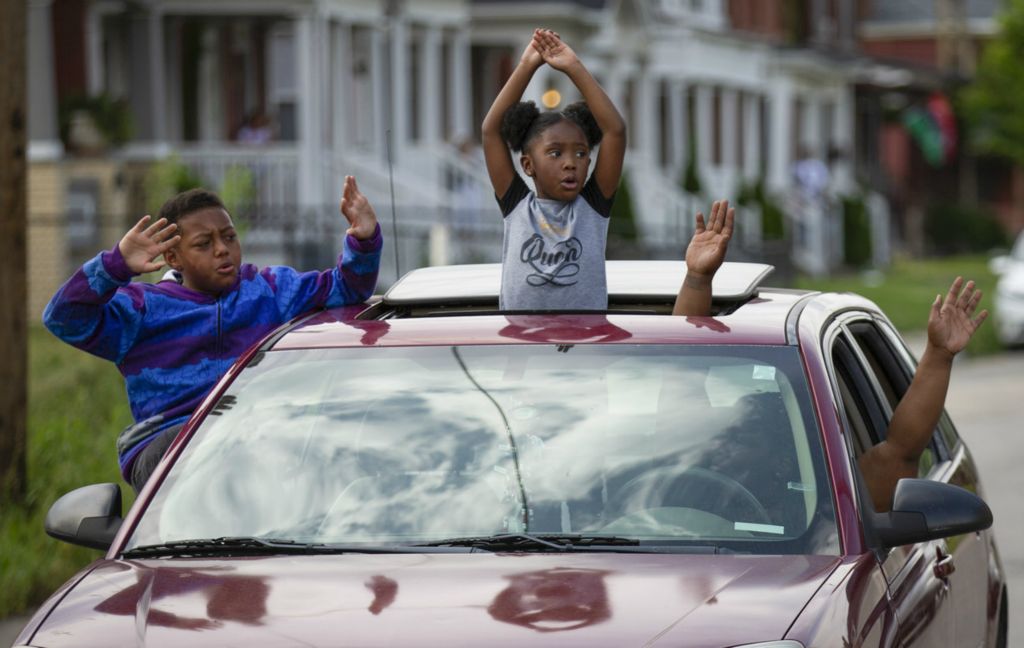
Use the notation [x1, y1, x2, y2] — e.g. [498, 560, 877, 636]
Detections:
[795, 254, 1002, 357]
[0, 327, 134, 617]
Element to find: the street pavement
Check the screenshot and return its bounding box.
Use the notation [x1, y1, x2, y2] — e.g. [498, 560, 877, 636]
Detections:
[1, 347, 1020, 647]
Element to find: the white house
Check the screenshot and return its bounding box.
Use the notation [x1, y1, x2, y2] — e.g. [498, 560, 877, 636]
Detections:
[28, 0, 883, 301]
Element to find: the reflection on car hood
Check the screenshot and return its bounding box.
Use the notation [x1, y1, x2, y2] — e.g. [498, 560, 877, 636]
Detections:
[28, 553, 839, 647]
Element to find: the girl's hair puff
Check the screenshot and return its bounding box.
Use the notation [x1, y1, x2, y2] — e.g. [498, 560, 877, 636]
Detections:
[500, 100, 604, 153]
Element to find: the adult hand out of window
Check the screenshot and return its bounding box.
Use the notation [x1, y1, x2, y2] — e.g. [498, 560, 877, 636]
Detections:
[859, 277, 988, 512]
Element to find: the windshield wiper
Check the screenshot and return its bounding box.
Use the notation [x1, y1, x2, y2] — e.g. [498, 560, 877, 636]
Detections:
[413, 533, 732, 554]
[412, 533, 642, 552]
[121, 536, 406, 558]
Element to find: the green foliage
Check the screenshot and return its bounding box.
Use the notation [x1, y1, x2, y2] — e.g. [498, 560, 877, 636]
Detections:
[219, 166, 257, 220]
[736, 177, 785, 240]
[961, 0, 1024, 164]
[841, 194, 873, 268]
[924, 203, 1008, 256]
[795, 255, 1002, 356]
[58, 94, 134, 148]
[681, 153, 703, 196]
[0, 328, 135, 616]
[144, 153, 206, 215]
[782, 0, 809, 45]
[608, 174, 638, 241]
[144, 157, 255, 235]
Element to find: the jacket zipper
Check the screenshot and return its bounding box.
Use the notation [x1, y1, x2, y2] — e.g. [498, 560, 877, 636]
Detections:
[216, 298, 222, 356]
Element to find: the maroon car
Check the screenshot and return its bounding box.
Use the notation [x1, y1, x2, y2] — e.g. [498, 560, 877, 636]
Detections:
[18, 262, 1006, 647]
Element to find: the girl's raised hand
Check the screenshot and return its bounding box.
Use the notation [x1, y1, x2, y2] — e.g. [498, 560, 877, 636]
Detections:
[340, 175, 378, 240]
[532, 28, 579, 72]
[118, 215, 180, 275]
[519, 33, 544, 69]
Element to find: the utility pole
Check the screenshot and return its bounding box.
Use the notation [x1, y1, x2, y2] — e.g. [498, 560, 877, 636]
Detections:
[0, 0, 29, 502]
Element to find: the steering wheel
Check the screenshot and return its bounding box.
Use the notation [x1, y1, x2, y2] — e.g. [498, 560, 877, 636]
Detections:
[610, 465, 771, 526]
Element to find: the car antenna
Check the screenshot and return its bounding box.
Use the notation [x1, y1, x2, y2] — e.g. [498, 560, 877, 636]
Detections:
[386, 127, 400, 281]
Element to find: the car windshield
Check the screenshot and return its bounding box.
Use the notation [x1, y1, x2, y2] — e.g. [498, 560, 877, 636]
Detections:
[128, 344, 839, 555]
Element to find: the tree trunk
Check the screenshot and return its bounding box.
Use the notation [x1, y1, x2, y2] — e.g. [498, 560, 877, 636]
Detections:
[0, 0, 29, 503]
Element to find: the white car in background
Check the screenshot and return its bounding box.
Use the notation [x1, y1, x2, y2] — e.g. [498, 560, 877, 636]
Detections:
[990, 231, 1024, 347]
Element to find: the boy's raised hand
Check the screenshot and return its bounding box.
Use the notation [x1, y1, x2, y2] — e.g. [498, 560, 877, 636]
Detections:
[532, 28, 579, 72]
[685, 200, 734, 279]
[340, 175, 378, 240]
[118, 215, 180, 275]
[927, 277, 988, 358]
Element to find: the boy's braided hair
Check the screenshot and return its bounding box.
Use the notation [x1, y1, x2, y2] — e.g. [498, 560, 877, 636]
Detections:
[157, 188, 227, 225]
[500, 100, 603, 153]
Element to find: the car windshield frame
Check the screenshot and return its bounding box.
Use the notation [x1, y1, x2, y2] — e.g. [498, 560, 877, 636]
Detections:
[127, 343, 839, 556]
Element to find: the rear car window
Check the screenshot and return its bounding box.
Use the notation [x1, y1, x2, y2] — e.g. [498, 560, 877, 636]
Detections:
[130, 345, 839, 555]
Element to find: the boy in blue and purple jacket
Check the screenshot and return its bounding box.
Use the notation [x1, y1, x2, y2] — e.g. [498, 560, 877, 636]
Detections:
[44, 175, 383, 492]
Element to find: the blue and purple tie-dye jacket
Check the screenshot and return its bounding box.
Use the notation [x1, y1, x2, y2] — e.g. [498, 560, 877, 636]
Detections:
[43, 225, 382, 479]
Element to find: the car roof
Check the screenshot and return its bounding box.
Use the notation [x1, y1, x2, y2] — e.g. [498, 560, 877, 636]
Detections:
[268, 261, 830, 351]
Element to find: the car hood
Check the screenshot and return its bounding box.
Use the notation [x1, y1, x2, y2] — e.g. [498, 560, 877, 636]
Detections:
[25, 553, 839, 647]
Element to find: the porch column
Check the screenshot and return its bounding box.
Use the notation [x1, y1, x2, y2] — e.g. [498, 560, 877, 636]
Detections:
[370, 24, 386, 159]
[668, 79, 686, 172]
[418, 24, 442, 145]
[332, 20, 353, 154]
[197, 25, 222, 143]
[389, 15, 409, 160]
[148, 9, 167, 143]
[633, 66, 657, 165]
[297, 12, 325, 208]
[695, 83, 713, 170]
[448, 28, 471, 140]
[832, 85, 855, 193]
[27, 0, 62, 158]
[85, 3, 103, 96]
[767, 79, 793, 191]
[165, 17, 183, 142]
[804, 95, 823, 159]
[127, 7, 165, 142]
[721, 87, 738, 170]
[743, 90, 761, 179]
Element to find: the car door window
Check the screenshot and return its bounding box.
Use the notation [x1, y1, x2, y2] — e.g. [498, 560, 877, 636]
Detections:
[846, 320, 939, 475]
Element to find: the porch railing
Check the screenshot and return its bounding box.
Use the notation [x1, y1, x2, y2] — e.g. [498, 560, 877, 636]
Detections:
[177, 144, 300, 211]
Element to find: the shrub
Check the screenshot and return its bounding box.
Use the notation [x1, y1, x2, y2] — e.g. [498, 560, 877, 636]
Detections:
[608, 174, 638, 241]
[737, 177, 785, 240]
[58, 94, 134, 149]
[924, 203, 1008, 255]
[841, 194, 872, 268]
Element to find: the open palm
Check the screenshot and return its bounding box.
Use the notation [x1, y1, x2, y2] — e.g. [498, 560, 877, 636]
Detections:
[340, 175, 378, 240]
[685, 200, 734, 276]
[118, 216, 180, 274]
[532, 29, 578, 72]
[927, 277, 988, 356]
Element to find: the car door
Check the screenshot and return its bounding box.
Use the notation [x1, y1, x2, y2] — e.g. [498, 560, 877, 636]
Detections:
[859, 318, 995, 648]
[827, 316, 955, 647]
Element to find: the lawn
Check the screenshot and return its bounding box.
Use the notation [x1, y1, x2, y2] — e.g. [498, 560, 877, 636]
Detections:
[0, 254, 1004, 618]
[0, 327, 134, 617]
[795, 254, 1002, 357]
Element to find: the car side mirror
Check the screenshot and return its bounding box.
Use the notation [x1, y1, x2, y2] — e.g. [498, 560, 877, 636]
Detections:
[873, 479, 992, 548]
[44, 483, 124, 551]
